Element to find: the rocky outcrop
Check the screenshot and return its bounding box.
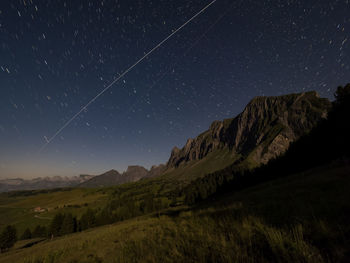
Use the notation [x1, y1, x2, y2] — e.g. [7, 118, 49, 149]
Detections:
[167, 91, 331, 168]
[123, 166, 149, 182]
[146, 164, 166, 178]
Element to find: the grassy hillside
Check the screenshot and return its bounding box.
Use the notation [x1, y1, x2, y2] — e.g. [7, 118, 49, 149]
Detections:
[0, 153, 229, 240]
[162, 148, 241, 182]
[0, 161, 348, 263]
[0, 188, 109, 235]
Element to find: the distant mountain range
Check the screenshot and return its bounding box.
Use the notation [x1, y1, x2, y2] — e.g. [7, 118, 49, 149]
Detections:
[0, 175, 93, 193]
[0, 165, 166, 192]
[0, 91, 331, 192]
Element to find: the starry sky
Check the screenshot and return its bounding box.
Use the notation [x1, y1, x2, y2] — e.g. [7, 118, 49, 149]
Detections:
[0, 0, 349, 178]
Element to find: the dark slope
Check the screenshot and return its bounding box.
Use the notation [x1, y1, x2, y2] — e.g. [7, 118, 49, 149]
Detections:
[182, 84, 350, 205]
[78, 170, 124, 188]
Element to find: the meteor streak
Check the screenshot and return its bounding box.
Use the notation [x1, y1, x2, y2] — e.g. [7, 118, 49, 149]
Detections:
[39, 0, 217, 153]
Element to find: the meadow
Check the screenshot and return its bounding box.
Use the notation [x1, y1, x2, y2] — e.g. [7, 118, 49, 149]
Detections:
[0, 161, 348, 263]
[0, 188, 109, 235]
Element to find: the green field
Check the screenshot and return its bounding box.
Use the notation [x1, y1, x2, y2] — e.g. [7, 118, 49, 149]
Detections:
[0, 161, 348, 262]
[162, 148, 241, 182]
[0, 188, 109, 235]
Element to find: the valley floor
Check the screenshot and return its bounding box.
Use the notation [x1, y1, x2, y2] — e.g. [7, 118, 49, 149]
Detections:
[0, 161, 349, 263]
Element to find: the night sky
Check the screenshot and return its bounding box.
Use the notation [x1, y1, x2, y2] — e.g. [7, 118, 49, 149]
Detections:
[0, 0, 349, 178]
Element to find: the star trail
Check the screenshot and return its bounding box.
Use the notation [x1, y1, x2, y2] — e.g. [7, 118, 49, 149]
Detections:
[0, 0, 349, 178]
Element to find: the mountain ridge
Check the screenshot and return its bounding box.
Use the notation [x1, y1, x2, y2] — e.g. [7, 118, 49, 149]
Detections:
[0, 175, 94, 192]
[0, 91, 331, 191]
[167, 91, 331, 169]
[0, 164, 166, 192]
[78, 165, 166, 188]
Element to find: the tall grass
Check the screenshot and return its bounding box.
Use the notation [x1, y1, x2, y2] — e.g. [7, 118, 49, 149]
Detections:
[18, 213, 325, 263]
[2, 162, 349, 263]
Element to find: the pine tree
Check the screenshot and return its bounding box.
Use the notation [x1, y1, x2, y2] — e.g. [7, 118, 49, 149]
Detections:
[20, 228, 32, 240]
[80, 209, 96, 230]
[32, 225, 47, 238]
[60, 213, 76, 235]
[0, 225, 17, 253]
[49, 213, 64, 237]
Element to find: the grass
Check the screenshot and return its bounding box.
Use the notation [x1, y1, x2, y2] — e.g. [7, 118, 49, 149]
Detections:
[162, 148, 240, 182]
[0, 147, 243, 238]
[0, 188, 109, 234]
[0, 214, 325, 263]
[0, 161, 348, 262]
[220, 161, 350, 226]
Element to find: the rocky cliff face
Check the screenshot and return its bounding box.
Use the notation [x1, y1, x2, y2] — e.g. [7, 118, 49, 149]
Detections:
[123, 166, 149, 182]
[167, 91, 331, 168]
[146, 164, 166, 178]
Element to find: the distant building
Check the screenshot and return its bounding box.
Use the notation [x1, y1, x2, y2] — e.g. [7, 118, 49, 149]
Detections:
[34, 207, 46, 213]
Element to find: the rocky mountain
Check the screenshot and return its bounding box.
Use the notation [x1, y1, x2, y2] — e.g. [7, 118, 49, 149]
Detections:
[167, 91, 331, 169]
[146, 164, 166, 178]
[123, 166, 149, 181]
[78, 165, 156, 188]
[78, 169, 123, 188]
[0, 91, 332, 192]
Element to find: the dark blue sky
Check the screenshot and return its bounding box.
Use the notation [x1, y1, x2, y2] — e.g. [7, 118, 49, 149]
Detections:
[0, 0, 349, 178]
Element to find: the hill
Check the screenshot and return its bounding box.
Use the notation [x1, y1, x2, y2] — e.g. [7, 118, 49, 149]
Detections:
[163, 91, 331, 180]
[0, 161, 348, 263]
[78, 169, 123, 188]
[167, 91, 330, 168]
[181, 84, 350, 205]
[0, 188, 109, 235]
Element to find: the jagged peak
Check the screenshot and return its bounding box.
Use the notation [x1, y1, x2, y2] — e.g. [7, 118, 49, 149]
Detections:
[171, 146, 180, 153]
[125, 165, 148, 173]
[104, 169, 121, 175]
[167, 91, 331, 168]
[185, 138, 194, 146]
[209, 120, 223, 129]
[150, 164, 165, 169]
[249, 91, 319, 103]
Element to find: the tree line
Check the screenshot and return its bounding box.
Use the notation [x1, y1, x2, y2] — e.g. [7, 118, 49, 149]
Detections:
[8, 192, 173, 247]
[0, 225, 17, 253]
